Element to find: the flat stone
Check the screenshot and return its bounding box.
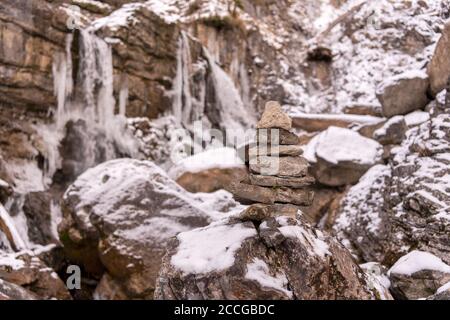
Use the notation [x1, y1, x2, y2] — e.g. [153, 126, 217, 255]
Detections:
[249, 145, 303, 158]
[249, 174, 315, 188]
[256, 128, 300, 145]
[227, 181, 314, 206]
[249, 156, 309, 177]
[257, 101, 292, 130]
[237, 203, 300, 222]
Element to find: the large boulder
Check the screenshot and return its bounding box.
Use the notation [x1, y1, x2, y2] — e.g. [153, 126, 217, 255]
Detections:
[388, 251, 450, 300]
[376, 71, 430, 117]
[155, 210, 378, 300]
[428, 20, 450, 96]
[334, 113, 450, 266]
[304, 126, 383, 187]
[59, 159, 244, 299]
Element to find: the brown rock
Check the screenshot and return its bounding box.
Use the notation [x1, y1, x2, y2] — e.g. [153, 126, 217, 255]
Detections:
[428, 20, 450, 96]
[237, 203, 299, 222]
[248, 145, 303, 158]
[256, 128, 300, 145]
[249, 174, 314, 188]
[343, 104, 383, 117]
[227, 181, 314, 206]
[377, 72, 430, 117]
[257, 101, 292, 130]
[176, 167, 247, 193]
[292, 113, 384, 132]
[373, 116, 408, 145]
[0, 252, 71, 300]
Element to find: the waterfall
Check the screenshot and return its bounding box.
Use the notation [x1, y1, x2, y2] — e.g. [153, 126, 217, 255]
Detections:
[172, 32, 194, 127]
[203, 48, 256, 132]
[46, 29, 140, 184]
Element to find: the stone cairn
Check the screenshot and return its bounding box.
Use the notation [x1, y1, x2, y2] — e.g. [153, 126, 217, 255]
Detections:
[229, 101, 315, 220]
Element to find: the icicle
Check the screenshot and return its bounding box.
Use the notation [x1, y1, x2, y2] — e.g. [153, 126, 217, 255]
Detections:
[172, 32, 194, 127]
[119, 75, 129, 117]
[52, 34, 73, 128]
[0, 203, 27, 251]
[203, 48, 256, 132]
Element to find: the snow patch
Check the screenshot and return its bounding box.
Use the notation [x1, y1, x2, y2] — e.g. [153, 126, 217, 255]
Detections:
[245, 258, 292, 297]
[171, 221, 256, 274]
[388, 251, 450, 276]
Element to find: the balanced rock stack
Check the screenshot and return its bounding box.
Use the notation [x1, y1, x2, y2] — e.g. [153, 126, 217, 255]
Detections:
[229, 101, 315, 210]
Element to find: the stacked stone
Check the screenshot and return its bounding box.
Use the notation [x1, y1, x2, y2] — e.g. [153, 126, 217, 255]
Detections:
[229, 101, 315, 209]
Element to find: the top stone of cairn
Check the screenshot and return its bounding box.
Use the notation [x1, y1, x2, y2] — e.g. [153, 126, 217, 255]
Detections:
[257, 101, 292, 131]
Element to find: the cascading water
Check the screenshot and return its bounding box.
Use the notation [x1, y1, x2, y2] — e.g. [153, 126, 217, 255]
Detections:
[172, 32, 195, 128]
[203, 48, 256, 132]
[171, 32, 256, 133]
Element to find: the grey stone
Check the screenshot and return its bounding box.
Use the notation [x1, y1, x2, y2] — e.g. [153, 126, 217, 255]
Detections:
[250, 156, 309, 177]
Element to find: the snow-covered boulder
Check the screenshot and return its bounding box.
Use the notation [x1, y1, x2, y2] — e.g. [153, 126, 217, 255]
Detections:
[376, 70, 430, 117]
[304, 126, 383, 186]
[334, 113, 450, 266]
[59, 159, 245, 299]
[388, 251, 450, 300]
[428, 20, 450, 96]
[155, 212, 378, 300]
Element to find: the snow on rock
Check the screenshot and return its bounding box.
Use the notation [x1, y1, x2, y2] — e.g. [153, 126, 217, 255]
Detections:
[388, 250, 450, 300]
[333, 112, 450, 266]
[360, 262, 393, 300]
[60, 158, 245, 299]
[373, 115, 407, 145]
[315, 127, 382, 165]
[437, 281, 450, 295]
[168, 147, 245, 180]
[305, 126, 383, 186]
[388, 251, 450, 276]
[245, 258, 293, 298]
[291, 112, 385, 132]
[404, 110, 430, 128]
[156, 213, 377, 300]
[171, 221, 257, 275]
[334, 164, 392, 261]
[376, 69, 429, 117]
[0, 251, 71, 300]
